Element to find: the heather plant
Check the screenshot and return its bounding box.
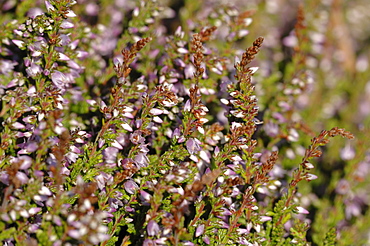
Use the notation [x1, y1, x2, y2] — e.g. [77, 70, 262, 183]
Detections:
[0, 0, 369, 246]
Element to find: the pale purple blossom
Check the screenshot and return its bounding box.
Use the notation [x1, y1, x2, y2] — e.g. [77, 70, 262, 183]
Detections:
[60, 20, 74, 29]
[140, 190, 152, 203]
[147, 220, 160, 236]
[26, 63, 42, 77]
[51, 71, 74, 91]
[134, 152, 149, 167]
[124, 180, 139, 194]
[335, 179, 350, 195]
[340, 144, 355, 161]
[103, 147, 119, 164]
[0, 60, 17, 75]
[186, 138, 202, 155]
[130, 131, 145, 145]
[296, 206, 309, 214]
[195, 224, 205, 237]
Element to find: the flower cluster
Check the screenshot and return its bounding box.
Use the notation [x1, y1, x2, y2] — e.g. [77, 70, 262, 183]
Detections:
[0, 0, 368, 245]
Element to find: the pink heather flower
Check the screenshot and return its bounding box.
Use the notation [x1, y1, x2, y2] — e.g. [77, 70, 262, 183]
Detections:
[0, 171, 9, 185]
[68, 229, 81, 239]
[0, 60, 18, 75]
[58, 34, 71, 46]
[287, 128, 299, 142]
[51, 71, 71, 91]
[130, 131, 145, 144]
[264, 122, 279, 137]
[120, 158, 136, 169]
[26, 63, 42, 77]
[85, 3, 99, 15]
[16, 156, 32, 169]
[111, 140, 123, 150]
[16, 171, 29, 184]
[67, 60, 81, 70]
[124, 179, 139, 194]
[29, 207, 41, 215]
[140, 190, 152, 203]
[103, 147, 119, 164]
[66, 152, 79, 163]
[237, 238, 252, 245]
[143, 239, 155, 246]
[184, 64, 196, 79]
[202, 236, 210, 245]
[58, 52, 70, 61]
[153, 116, 163, 123]
[199, 150, 210, 163]
[184, 99, 191, 111]
[186, 138, 202, 155]
[27, 7, 43, 18]
[214, 146, 220, 157]
[147, 220, 160, 236]
[344, 196, 364, 219]
[195, 224, 205, 237]
[134, 152, 149, 167]
[44, 1, 55, 12]
[95, 172, 114, 190]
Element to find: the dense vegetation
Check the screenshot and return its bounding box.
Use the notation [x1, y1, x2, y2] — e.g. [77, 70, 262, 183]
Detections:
[0, 0, 369, 245]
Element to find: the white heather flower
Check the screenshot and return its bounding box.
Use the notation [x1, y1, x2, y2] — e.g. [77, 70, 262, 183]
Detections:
[12, 40, 24, 48]
[39, 186, 52, 196]
[65, 9, 77, 17]
[220, 98, 229, 105]
[199, 150, 210, 163]
[287, 128, 299, 142]
[306, 173, 318, 181]
[303, 161, 314, 170]
[175, 26, 184, 38]
[121, 123, 133, 132]
[296, 206, 309, 214]
[153, 116, 163, 123]
[58, 52, 70, 61]
[149, 108, 163, 115]
[140, 190, 152, 202]
[68, 230, 80, 239]
[19, 210, 29, 218]
[177, 48, 188, 54]
[60, 20, 74, 29]
[197, 126, 205, 134]
[111, 140, 123, 150]
[249, 67, 259, 74]
[198, 118, 208, 124]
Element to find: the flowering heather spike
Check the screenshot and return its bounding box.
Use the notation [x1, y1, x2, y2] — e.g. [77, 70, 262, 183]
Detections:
[0, 1, 364, 245]
[191, 34, 204, 78]
[238, 36, 264, 70]
[199, 26, 217, 42]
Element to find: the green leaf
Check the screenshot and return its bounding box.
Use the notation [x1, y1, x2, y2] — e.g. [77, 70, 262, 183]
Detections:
[0, 227, 16, 241]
